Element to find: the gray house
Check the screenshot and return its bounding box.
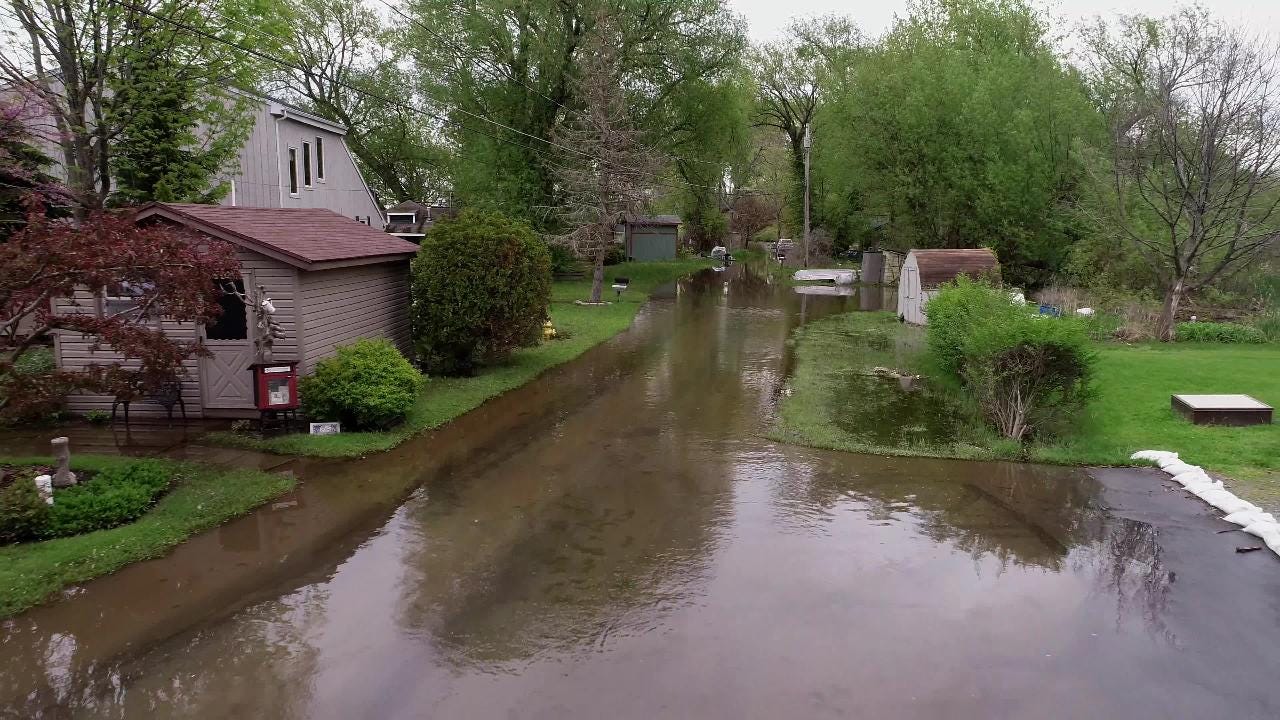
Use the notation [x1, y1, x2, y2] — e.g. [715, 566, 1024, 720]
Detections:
[221, 99, 384, 223]
[617, 214, 680, 261]
[54, 203, 418, 418]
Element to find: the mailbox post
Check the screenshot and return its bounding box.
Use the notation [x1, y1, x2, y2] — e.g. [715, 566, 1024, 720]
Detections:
[248, 361, 299, 430]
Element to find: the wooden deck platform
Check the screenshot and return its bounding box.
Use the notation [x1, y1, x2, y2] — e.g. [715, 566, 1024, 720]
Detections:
[793, 269, 858, 284]
[1171, 394, 1273, 426]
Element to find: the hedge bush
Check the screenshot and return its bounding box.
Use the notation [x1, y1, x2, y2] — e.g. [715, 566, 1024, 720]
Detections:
[410, 210, 551, 375]
[300, 338, 423, 430]
[44, 460, 171, 537]
[924, 276, 1024, 376]
[1175, 321, 1267, 344]
[926, 279, 1094, 441]
[1, 460, 173, 544]
[0, 469, 50, 544]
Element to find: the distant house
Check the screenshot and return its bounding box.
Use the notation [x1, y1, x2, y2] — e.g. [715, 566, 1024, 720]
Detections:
[54, 203, 418, 418]
[897, 248, 1001, 325]
[617, 214, 680, 261]
[383, 200, 458, 242]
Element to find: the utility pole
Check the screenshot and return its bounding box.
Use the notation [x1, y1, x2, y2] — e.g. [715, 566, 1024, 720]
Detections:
[803, 124, 811, 268]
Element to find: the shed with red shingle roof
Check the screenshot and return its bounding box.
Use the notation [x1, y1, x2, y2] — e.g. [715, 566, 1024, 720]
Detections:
[55, 203, 418, 419]
[897, 248, 1001, 325]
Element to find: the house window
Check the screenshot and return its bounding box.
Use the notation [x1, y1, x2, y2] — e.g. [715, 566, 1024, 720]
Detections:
[206, 281, 248, 341]
[387, 213, 416, 225]
[302, 140, 313, 187]
[315, 136, 325, 181]
[288, 147, 299, 196]
[101, 281, 152, 320]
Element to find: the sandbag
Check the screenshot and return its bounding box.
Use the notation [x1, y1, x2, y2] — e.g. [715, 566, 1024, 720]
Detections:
[1157, 454, 1183, 469]
[1131, 450, 1178, 464]
[1172, 469, 1210, 486]
[1163, 461, 1197, 476]
[1224, 510, 1275, 526]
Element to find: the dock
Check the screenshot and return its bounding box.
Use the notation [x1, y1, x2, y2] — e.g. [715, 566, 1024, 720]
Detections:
[793, 269, 858, 284]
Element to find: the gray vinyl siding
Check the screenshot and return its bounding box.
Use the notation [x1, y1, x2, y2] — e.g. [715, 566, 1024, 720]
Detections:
[223, 106, 383, 222]
[297, 261, 411, 374]
[237, 249, 301, 362]
[54, 292, 205, 418]
[54, 248, 298, 419]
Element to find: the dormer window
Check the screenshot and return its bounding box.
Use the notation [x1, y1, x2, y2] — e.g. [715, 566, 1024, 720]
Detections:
[387, 213, 416, 224]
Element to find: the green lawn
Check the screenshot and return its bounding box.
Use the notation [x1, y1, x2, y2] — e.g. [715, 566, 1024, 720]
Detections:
[1036, 343, 1280, 505]
[773, 311, 1280, 507]
[0, 455, 294, 618]
[210, 258, 712, 457]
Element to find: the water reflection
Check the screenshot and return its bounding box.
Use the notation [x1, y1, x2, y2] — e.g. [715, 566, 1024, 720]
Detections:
[0, 263, 1266, 719]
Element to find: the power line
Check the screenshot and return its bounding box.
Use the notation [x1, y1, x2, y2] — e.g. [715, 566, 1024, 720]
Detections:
[101, 0, 770, 199]
[368, 0, 743, 174]
[202, 0, 752, 191]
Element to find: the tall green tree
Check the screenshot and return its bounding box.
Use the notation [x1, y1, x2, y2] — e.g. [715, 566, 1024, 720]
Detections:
[752, 16, 861, 232]
[402, 0, 746, 228]
[109, 28, 253, 205]
[817, 0, 1102, 287]
[0, 0, 272, 212]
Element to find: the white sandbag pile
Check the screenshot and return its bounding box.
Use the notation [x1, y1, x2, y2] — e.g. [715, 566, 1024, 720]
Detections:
[1131, 450, 1280, 557]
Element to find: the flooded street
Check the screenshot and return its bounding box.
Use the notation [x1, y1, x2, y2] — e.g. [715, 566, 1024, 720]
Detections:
[3, 264, 1280, 719]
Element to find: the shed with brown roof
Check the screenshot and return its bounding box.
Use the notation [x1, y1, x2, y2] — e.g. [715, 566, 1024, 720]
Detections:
[55, 203, 419, 419]
[897, 248, 1001, 325]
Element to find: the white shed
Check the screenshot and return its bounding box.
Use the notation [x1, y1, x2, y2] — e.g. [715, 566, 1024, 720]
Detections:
[897, 248, 1001, 325]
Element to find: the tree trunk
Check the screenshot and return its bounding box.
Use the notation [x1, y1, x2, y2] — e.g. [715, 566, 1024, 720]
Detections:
[590, 249, 605, 303]
[1157, 278, 1185, 342]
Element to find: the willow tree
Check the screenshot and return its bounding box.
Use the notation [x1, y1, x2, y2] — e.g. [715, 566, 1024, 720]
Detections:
[274, 0, 450, 204]
[551, 16, 658, 304]
[1084, 9, 1280, 340]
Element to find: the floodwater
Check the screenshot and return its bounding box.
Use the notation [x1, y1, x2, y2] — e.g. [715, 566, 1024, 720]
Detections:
[3, 264, 1280, 719]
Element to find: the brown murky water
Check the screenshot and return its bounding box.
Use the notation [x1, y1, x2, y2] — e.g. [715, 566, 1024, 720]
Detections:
[3, 264, 1280, 719]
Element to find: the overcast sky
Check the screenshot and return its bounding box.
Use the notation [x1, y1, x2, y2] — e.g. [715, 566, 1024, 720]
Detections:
[731, 0, 1280, 44]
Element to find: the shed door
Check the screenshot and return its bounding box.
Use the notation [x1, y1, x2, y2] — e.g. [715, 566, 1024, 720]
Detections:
[199, 281, 257, 409]
[630, 227, 675, 261]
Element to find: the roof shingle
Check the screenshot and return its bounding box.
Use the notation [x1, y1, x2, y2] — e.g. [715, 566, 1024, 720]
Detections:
[138, 203, 419, 268]
[909, 248, 1001, 288]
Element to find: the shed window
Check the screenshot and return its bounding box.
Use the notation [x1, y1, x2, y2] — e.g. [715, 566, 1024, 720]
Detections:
[302, 140, 313, 187]
[315, 136, 325, 181]
[206, 282, 248, 341]
[387, 213, 416, 224]
[101, 281, 153, 320]
[288, 147, 299, 196]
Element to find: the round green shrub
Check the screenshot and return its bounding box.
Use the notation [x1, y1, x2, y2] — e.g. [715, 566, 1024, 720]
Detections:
[43, 460, 172, 538]
[0, 469, 51, 544]
[410, 210, 552, 375]
[300, 338, 423, 430]
[924, 276, 1023, 377]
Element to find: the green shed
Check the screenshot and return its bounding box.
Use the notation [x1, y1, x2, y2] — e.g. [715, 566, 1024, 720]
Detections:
[618, 214, 680, 261]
